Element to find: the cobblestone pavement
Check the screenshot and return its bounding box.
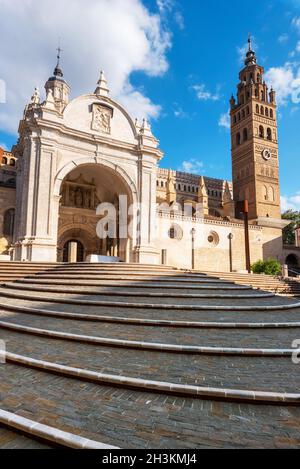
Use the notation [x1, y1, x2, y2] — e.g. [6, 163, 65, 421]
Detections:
[0, 310, 300, 348]
[0, 426, 52, 448]
[0, 364, 299, 449]
[0, 329, 298, 392]
[0, 265, 300, 448]
[1, 295, 300, 323]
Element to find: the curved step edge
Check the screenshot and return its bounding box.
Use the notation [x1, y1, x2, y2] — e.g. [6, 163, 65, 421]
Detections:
[1, 289, 299, 311]
[3, 352, 300, 405]
[1, 302, 300, 328]
[0, 408, 119, 449]
[0, 320, 295, 356]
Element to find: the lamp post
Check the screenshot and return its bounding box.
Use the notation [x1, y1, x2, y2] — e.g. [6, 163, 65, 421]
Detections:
[191, 228, 196, 270]
[228, 233, 233, 272]
[236, 200, 251, 273]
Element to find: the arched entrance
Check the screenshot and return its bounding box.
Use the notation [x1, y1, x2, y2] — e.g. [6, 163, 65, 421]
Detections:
[286, 254, 299, 267]
[57, 162, 135, 262]
[63, 239, 84, 262]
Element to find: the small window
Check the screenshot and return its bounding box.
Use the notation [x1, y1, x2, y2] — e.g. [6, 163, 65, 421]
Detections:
[246, 106, 250, 115]
[260, 106, 264, 115]
[242, 109, 245, 118]
[261, 90, 265, 101]
[267, 128, 272, 141]
[236, 132, 241, 145]
[259, 126, 264, 138]
[256, 104, 259, 114]
[1, 156, 8, 165]
[270, 109, 274, 119]
[243, 128, 248, 141]
[265, 108, 269, 117]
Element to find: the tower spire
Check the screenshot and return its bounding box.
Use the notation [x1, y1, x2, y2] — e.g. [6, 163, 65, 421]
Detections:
[244, 34, 256, 66]
[53, 44, 63, 78]
[248, 33, 252, 51]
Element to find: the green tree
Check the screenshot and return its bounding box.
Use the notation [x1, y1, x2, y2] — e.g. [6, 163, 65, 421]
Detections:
[282, 210, 300, 245]
[252, 258, 281, 276]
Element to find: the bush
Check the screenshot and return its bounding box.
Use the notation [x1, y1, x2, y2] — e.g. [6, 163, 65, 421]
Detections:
[251, 258, 281, 276]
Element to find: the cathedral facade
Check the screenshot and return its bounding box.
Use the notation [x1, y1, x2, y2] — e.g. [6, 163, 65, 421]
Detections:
[0, 43, 291, 271]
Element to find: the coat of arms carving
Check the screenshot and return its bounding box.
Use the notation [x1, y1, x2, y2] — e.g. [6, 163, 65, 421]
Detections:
[91, 104, 113, 134]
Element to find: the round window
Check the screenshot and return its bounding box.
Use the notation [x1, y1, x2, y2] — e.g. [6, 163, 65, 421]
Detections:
[207, 231, 219, 246]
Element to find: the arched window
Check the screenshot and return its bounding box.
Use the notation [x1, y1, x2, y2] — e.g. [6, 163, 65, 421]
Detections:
[259, 126, 264, 138]
[260, 106, 264, 115]
[233, 115, 237, 124]
[268, 186, 275, 202]
[3, 208, 15, 236]
[261, 90, 265, 101]
[246, 106, 250, 115]
[257, 73, 261, 83]
[265, 108, 269, 117]
[242, 109, 245, 118]
[267, 128, 272, 141]
[262, 186, 268, 201]
[1, 156, 8, 165]
[255, 89, 258, 97]
[243, 128, 248, 141]
[270, 109, 274, 119]
[256, 104, 259, 114]
[160, 181, 164, 187]
[236, 132, 241, 146]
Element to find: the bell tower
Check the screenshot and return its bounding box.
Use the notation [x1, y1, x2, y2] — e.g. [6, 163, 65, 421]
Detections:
[230, 36, 281, 222]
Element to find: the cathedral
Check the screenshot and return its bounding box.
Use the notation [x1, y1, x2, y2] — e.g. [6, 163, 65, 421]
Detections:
[0, 41, 290, 271]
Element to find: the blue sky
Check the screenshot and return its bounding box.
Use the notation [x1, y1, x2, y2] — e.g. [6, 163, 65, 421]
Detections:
[0, 0, 300, 210]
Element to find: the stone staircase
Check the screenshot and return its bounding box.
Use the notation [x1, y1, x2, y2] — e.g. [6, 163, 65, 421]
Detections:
[200, 271, 300, 297]
[0, 262, 299, 448]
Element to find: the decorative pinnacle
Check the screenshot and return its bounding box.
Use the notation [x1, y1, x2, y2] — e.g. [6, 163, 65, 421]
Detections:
[53, 44, 63, 78]
[248, 34, 252, 51]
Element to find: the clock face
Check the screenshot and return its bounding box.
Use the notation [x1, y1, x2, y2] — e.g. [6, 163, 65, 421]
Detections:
[262, 149, 271, 161]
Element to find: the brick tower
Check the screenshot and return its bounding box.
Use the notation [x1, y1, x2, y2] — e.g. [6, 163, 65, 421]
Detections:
[230, 37, 281, 222]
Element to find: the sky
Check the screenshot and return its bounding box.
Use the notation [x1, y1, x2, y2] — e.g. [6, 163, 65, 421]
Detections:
[0, 0, 300, 211]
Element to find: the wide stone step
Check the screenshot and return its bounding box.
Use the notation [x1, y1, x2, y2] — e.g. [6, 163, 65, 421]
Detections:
[1, 285, 297, 308]
[1, 292, 300, 321]
[1, 310, 299, 348]
[13, 278, 246, 289]
[1, 364, 299, 448]
[2, 301, 300, 328]
[0, 329, 298, 393]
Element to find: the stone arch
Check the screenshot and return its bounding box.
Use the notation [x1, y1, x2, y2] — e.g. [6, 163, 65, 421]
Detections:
[54, 156, 138, 204]
[286, 254, 299, 267]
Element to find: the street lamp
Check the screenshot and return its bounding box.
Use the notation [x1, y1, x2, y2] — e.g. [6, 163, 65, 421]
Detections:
[191, 228, 196, 270]
[228, 233, 233, 272]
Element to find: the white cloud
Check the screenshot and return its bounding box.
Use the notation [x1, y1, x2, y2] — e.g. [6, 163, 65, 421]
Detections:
[178, 159, 204, 175]
[278, 33, 289, 44]
[156, 0, 174, 13]
[265, 62, 300, 106]
[0, 0, 172, 134]
[218, 112, 230, 130]
[192, 84, 220, 101]
[281, 192, 300, 212]
[292, 17, 300, 33]
[174, 11, 184, 30]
